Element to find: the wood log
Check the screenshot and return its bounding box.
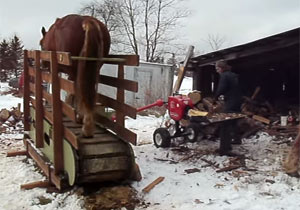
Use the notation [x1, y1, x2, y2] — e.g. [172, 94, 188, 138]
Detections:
[252, 115, 270, 124]
[142, 177, 165, 193]
[21, 180, 50, 190]
[0, 109, 10, 121]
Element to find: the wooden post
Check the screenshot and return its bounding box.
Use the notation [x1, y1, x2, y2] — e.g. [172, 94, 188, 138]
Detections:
[116, 64, 125, 127]
[34, 50, 44, 148]
[173, 45, 194, 93]
[50, 51, 64, 175]
[23, 50, 30, 131]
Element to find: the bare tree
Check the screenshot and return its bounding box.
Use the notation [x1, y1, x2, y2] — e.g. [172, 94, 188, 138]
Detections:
[79, 0, 190, 62]
[205, 33, 227, 51]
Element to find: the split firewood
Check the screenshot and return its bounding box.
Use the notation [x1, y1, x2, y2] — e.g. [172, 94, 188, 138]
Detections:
[252, 115, 270, 124]
[201, 158, 219, 168]
[142, 177, 165, 193]
[216, 165, 241, 173]
[0, 109, 10, 121]
[184, 168, 201, 174]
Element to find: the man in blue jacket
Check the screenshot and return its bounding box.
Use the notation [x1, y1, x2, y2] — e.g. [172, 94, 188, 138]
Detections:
[214, 60, 243, 156]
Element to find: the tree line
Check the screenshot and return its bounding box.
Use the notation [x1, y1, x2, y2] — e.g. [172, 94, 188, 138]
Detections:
[0, 35, 23, 82]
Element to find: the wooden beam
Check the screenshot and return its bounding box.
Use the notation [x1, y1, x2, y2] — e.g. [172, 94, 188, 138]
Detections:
[97, 93, 137, 119]
[173, 46, 194, 93]
[50, 51, 64, 175]
[99, 75, 138, 93]
[34, 50, 44, 148]
[23, 50, 30, 131]
[116, 64, 125, 127]
[94, 114, 137, 145]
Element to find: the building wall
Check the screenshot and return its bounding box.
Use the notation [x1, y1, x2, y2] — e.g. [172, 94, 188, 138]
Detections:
[98, 62, 174, 108]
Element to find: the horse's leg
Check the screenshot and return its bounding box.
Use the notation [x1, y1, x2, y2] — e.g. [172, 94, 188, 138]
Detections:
[283, 132, 300, 177]
[82, 109, 94, 137]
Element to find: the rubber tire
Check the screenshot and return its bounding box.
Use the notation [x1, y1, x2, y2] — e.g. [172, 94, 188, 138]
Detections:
[186, 123, 200, 143]
[153, 128, 171, 148]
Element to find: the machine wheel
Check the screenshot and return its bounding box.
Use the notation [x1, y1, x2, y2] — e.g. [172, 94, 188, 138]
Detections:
[153, 128, 171, 148]
[186, 123, 200, 143]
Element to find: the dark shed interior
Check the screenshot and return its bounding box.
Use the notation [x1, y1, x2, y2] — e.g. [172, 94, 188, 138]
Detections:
[188, 28, 299, 115]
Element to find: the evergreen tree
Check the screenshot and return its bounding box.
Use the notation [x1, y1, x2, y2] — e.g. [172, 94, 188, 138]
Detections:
[9, 35, 24, 77]
[0, 39, 10, 81]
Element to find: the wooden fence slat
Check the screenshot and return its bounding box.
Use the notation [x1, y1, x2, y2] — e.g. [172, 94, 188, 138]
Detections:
[99, 75, 138, 92]
[59, 77, 75, 95]
[34, 50, 44, 148]
[50, 51, 64, 175]
[62, 102, 76, 122]
[94, 113, 137, 145]
[23, 50, 30, 131]
[25, 140, 63, 190]
[97, 93, 137, 119]
[43, 90, 52, 104]
[116, 64, 125, 126]
[38, 51, 72, 66]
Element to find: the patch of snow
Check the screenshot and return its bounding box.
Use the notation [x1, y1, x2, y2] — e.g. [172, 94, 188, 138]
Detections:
[1, 81, 300, 210]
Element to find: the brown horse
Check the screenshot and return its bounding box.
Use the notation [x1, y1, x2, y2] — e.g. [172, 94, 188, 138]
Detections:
[40, 14, 111, 137]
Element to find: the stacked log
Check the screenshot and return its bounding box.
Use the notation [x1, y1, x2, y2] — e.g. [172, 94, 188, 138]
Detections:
[0, 104, 23, 129]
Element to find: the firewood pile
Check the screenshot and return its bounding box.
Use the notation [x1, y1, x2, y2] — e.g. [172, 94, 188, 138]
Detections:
[0, 104, 23, 134]
[193, 95, 299, 139]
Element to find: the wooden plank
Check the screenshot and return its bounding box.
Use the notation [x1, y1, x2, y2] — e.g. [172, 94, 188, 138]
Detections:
[63, 127, 79, 149]
[43, 90, 52, 104]
[20, 180, 50, 190]
[25, 139, 63, 190]
[62, 102, 76, 122]
[39, 50, 72, 66]
[34, 50, 44, 148]
[60, 77, 75, 95]
[81, 156, 129, 175]
[95, 113, 137, 145]
[23, 50, 30, 131]
[142, 177, 165, 193]
[116, 64, 125, 126]
[26, 139, 49, 176]
[99, 75, 138, 92]
[41, 71, 51, 83]
[50, 51, 64, 174]
[173, 45, 194, 93]
[107, 54, 139, 66]
[97, 93, 137, 119]
[6, 150, 27, 157]
[252, 115, 270, 124]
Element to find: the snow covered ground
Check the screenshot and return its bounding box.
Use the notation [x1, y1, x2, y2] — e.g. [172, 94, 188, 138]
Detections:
[1, 79, 300, 210]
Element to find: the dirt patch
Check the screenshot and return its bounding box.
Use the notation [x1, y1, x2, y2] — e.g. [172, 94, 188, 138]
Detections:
[83, 184, 142, 210]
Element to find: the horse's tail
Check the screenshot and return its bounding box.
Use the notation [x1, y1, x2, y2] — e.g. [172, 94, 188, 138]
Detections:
[76, 18, 104, 136]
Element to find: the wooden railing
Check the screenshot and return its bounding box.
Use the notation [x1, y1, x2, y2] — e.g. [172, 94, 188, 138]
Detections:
[23, 50, 139, 175]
